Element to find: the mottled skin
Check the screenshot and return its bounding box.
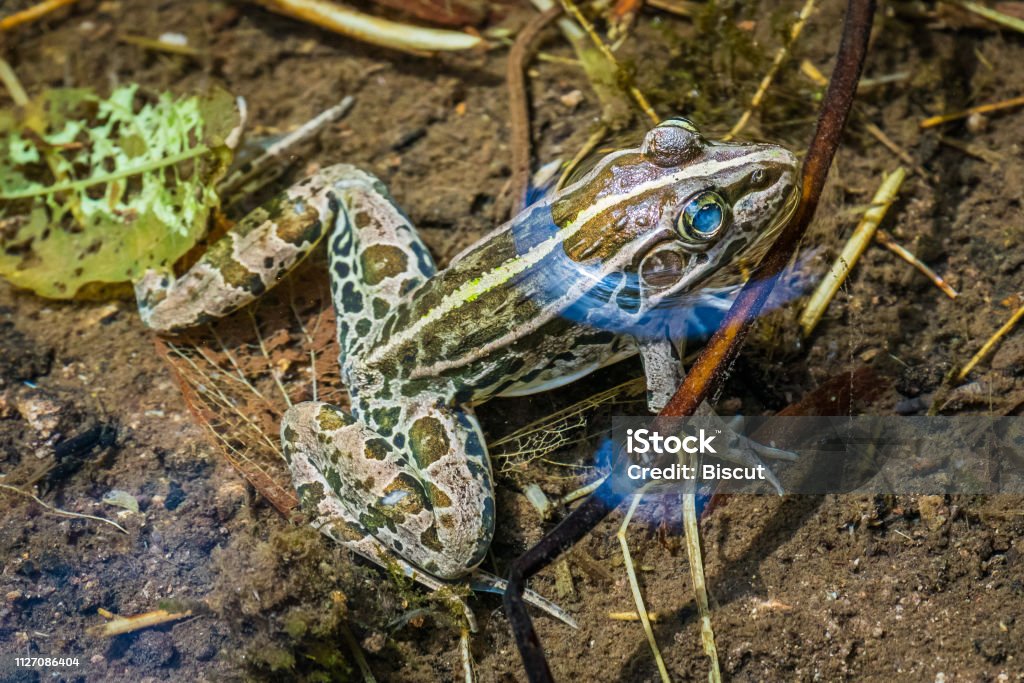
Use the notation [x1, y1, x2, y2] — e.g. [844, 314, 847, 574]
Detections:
[136, 119, 798, 582]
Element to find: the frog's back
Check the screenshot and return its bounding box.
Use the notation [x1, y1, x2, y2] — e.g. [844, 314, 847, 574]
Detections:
[356, 202, 602, 399]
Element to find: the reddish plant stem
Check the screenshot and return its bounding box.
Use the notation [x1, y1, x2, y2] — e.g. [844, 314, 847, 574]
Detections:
[503, 1, 877, 681]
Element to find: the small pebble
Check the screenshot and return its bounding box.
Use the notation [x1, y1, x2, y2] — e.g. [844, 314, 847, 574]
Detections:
[895, 397, 926, 415]
[559, 90, 584, 109]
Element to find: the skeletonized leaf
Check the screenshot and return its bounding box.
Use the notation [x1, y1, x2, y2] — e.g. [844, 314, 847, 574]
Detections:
[0, 85, 238, 298]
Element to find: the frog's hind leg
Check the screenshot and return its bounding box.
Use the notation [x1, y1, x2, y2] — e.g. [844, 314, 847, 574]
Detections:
[281, 399, 494, 581]
[323, 168, 436, 365]
[134, 173, 345, 332]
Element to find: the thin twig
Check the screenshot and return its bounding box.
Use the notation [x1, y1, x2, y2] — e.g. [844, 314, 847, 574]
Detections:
[875, 230, 958, 299]
[340, 620, 378, 683]
[937, 135, 1004, 164]
[507, 5, 564, 213]
[861, 120, 932, 182]
[558, 0, 659, 124]
[0, 0, 79, 32]
[219, 96, 355, 198]
[957, 301, 1024, 380]
[608, 610, 663, 621]
[0, 484, 128, 534]
[682, 480, 721, 683]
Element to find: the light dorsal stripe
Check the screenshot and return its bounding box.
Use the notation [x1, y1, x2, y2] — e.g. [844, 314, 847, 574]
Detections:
[366, 151, 770, 365]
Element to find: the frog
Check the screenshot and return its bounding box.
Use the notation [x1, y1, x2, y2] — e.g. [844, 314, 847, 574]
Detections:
[135, 117, 798, 587]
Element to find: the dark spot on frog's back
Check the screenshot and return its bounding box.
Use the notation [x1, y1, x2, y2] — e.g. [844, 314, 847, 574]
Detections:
[364, 438, 390, 460]
[372, 297, 390, 319]
[425, 482, 452, 508]
[273, 201, 324, 246]
[420, 526, 443, 553]
[409, 416, 451, 468]
[360, 244, 409, 286]
[219, 257, 266, 296]
[409, 241, 433, 278]
[297, 482, 327, 515]
[353, 211, 372, 229]
[370, 406, 402, 436]
[383, 473, 430, 517]
[316, 405, 354, 431]
[341, 281, 364, 313]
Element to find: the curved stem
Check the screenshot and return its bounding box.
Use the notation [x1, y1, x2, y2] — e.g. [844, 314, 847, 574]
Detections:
[503, 0, 877, 680]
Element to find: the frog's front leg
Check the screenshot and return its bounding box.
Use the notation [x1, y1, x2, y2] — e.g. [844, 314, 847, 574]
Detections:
[636, 335, 683, 412]
[634, 332, 795, 493]
[281, 400, 495, 580]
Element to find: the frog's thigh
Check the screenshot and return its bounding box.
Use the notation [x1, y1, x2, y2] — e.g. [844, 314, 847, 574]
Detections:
[331, 182, 436, 353]
[281, 401, 494, 580]
[135, 173, 338, 332]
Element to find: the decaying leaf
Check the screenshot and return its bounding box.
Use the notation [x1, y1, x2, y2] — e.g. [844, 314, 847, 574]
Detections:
[0, 85, 238, 298]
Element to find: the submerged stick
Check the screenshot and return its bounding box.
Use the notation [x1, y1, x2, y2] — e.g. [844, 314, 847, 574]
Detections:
[507, 5, 564, 212]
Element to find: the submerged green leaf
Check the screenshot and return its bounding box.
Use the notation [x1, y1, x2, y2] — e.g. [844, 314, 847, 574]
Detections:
[0, 85, 238, 298]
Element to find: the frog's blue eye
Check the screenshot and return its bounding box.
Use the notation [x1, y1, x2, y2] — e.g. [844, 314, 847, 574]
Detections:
[677, 191, 728, 242]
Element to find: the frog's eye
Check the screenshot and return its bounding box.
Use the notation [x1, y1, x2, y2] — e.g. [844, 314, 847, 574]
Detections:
[677, 191, 728, 242]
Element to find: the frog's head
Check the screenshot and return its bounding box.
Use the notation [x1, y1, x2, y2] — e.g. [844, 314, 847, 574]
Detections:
[550, 118, 799, 320]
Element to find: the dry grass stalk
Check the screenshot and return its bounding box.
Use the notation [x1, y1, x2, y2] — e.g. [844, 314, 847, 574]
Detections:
[800, 166, 907, 336]
[725, 0, 817, 141]
[957, 300, 1024, 381]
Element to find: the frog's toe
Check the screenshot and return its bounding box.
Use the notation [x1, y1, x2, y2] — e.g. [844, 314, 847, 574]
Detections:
[722, 433, 796, 495]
